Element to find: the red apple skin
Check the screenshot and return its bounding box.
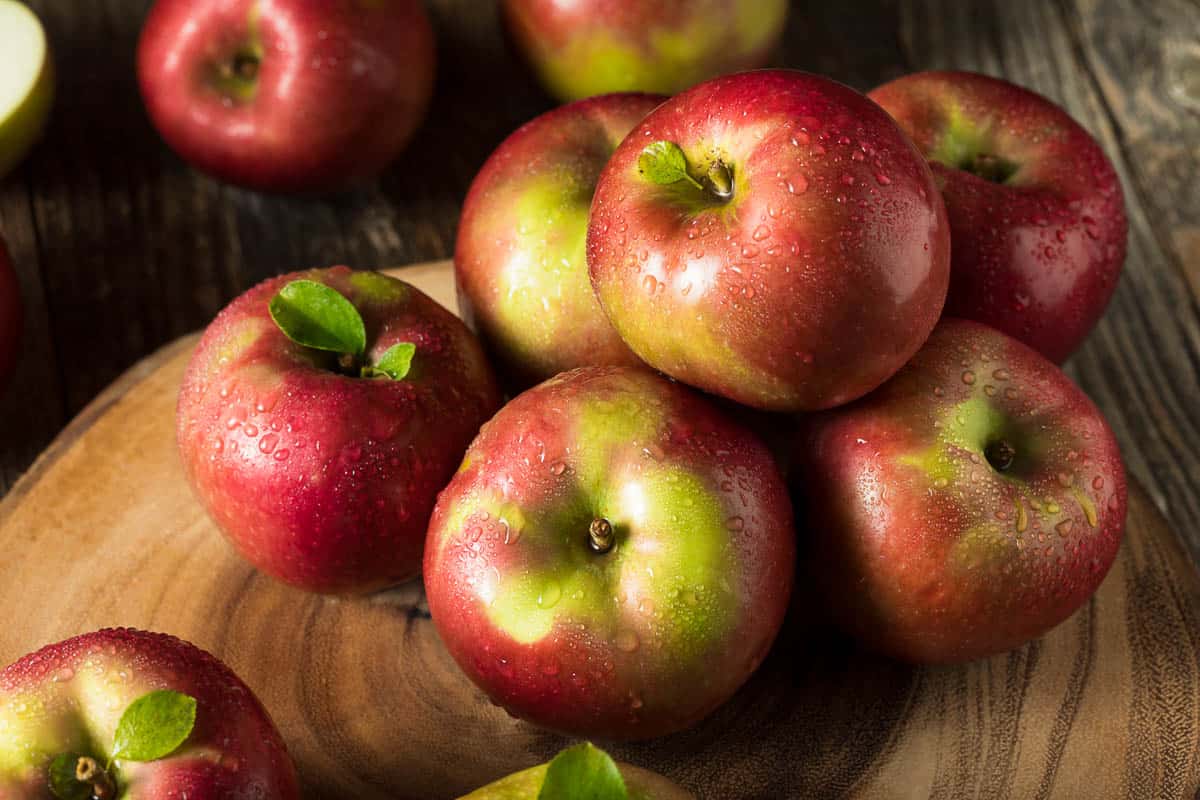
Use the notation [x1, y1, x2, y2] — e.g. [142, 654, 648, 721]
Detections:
[588, 70, 951, 412]
[425, 366, 795, 739]
[869, 71, 1127, 363]
[177, 267, 501, 594]
[456, 93, 661, 391]
[0, 237, 21, 387]
[794, 318, 1127, 663]
[501, 0, 787, 102]
[137, 0, 435, 193]
[0, 628, 299, 799]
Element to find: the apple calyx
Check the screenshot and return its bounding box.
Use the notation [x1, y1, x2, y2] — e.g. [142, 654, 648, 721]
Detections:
[985, 438, 1017, 472]
[638, 140, 734, 204]
[73, 757, 115, 800]
[587, 517, 615, 554]
[268, 279, 417, 380]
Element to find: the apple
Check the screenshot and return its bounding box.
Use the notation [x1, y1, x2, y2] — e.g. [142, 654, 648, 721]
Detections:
[869, 71, 1127, 363]
[456, 92, 662, 390]
[137, 0, 435, 193]
[793, 318, 1127, 663]
[177, 266, 500, 594]
[424, 366, 795, 739]
[587, 70, 951, 412]
[0, 628, 299, 799]
[0, 236, 21, 387]
[501, 0, 788, 102]
[0, 0, 54, 179]
[461, 742, 693, 800]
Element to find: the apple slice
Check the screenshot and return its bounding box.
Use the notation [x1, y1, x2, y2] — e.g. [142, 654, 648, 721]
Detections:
[0, 0, 53, 178]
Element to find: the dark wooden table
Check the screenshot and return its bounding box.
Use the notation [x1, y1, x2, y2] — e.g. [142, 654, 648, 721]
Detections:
[1, 0, 1197, 564]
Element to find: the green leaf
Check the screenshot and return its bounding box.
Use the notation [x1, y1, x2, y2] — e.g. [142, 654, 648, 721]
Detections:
[47, 753, 91, 800]
[637, 141, 699, 188]
[537, 743, 628, 800]
[110, 690, 197, 763]
[369, 341, 416, 380]
[268, 279, 367, 356]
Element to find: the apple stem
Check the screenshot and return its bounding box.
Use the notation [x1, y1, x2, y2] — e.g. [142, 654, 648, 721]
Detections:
[588, 518, 615, 554]
[985, 439, 1016, 472]
[75, 756, 116, 800]
[705, 160, 734, 200]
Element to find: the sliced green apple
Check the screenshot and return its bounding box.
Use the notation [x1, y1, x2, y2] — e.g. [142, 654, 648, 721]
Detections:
[0, 0, 53, 178]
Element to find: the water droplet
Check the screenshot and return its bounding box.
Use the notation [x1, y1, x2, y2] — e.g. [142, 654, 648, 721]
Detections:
[637, 597, 655, 616]
[1015, 498, 1029, 533]
[258, 433, 278, 454]
[537, 581, 561, 609]
[273, 448, 290, 462]
[615, 630, 640, 652]
[786, 174, 808, 194]
[243, 424, 258, 437]
[841, 173, 856, 186]
[641, 274, 658, 294]
[752, 224, 771, 241]
[992, 369, 1011, 381]
[549, 460, 566, 476]
[875, 172, 892, 185]
[1092, 476, 1105, 490]
[961, 370, 976, 385]
[726, 516, 744, 531]
[53, 667, 74, 683]
[1056, 519, 1074, 537]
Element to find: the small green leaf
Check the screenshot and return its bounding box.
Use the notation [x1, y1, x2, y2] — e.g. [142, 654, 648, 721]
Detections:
[637, 141, 700, 189]
[370, 341, 417, 380]
[47, 753, 91, 800]
[268, 279, 367, 356]
[111, 690, 197, 763]
[537, 743, 628, 800]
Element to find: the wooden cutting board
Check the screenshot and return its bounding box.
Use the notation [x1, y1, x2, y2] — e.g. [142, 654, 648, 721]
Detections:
[1, 260, 1197, 799]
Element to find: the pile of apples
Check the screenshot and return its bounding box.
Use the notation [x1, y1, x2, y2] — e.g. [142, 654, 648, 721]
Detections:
[0, 0, 1132, 797]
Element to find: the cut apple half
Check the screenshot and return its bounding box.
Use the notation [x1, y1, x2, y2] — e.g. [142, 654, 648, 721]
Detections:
[0, 0, 53, 178]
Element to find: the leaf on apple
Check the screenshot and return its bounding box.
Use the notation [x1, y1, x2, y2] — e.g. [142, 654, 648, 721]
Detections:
[637, 141, 700, 189]
[367, 341, 417, 380]
[537, 743, 628, 800]
[110, 690, 197, 763]
[47, 753, 91, 800]
[269, 279, 367, 356]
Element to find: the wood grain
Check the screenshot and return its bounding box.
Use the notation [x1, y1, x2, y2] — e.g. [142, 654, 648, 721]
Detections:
[0, 261, 1197, 799]
[0, 1, 1197, 578]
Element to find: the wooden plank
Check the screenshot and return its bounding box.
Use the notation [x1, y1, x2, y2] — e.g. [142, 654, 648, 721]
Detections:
[0, 261, 1196, 799]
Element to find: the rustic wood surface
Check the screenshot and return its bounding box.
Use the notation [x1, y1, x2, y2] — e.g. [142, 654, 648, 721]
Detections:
[0, 1, 1197, 570]
[0, 261, 1196, 800]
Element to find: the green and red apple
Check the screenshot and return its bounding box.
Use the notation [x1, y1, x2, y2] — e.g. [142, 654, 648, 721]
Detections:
[870, 71, 1127, 362]
[461, 743, 692, 799]
[794, 318, 1127, 663]
[501, 0, 787, 101]
[424, 366, 795, 739]
[0, 0, 54, 178]
[456, 92, 661, 390]
[0, 628, 299, 799]
[0, 236, 21, 387]
[138, 0, 435, 192]
[587, 70, 951, 412]
[177, 267, 500, 594]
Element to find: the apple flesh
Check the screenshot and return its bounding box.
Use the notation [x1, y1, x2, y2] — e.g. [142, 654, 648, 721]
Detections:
[794, 318, 1127, 663]
[0, 237, 21, 387]
[0, 0, 54, 178]
[461, 759, 692, 800]
[177, 266, 501, 594]
[587, 70, 951, 412]
[0, 628, 299, 799]
[869, 71, 1127, 363]
[501, 0, 787, 102]
[424, 366, 795, 739]
[456, 93, 661, 390]
[137, 0, 435, 193]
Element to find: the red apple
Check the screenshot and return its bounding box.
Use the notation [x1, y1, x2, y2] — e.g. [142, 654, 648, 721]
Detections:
[869, 71, 1127, 363]
[137, 0, 435, 193]
[177, 266, 500, 594]
[0, 628, 299, 799]
[501, 0, 788, 102]
[587, 70, 951, 412]
[0, 236, 21, 387]
[424, 366, 795, 739]
[456, 93, 661, 390]
[794, 318, 1127, 663]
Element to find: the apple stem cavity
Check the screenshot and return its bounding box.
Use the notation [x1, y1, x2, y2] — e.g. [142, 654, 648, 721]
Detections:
[705, 160, 734, 200]
[985, 439, 1017, 472]
[588, 517, 615, 554]
[963, 152, 1018, 184]
[637, 141, 734, 203]
[74, 756, 116, 800]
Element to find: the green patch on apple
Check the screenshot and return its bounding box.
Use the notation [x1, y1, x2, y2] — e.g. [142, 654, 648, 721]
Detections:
[929, 105, 1020, 185]
[268, 278, 417, 380]
[0, 0, 54, 178]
